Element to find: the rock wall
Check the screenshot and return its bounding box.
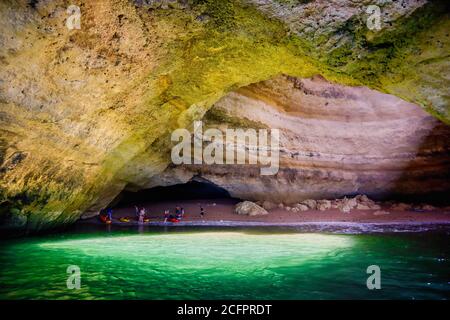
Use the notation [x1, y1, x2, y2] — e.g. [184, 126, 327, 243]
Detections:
[247, 0, 450, 122]
[145, 75, 450, 203]
[0, 0, 449, 232]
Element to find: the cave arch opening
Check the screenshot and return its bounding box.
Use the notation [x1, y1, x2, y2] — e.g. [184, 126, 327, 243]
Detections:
[87, 73, 450, 224]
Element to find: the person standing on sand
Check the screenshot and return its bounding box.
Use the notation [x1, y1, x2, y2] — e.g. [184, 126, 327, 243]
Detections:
[200, 206, 205, 218]
[164, 210, 169, 223]
[107, 208, 113, 221]
[138, 207, 146, 224]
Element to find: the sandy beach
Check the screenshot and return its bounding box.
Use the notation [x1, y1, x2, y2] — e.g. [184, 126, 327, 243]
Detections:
[80, 198, 450, 227]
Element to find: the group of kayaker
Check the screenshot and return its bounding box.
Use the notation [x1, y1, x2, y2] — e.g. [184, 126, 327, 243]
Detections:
[99, 205, 206, 224]
[163, 205, 184, 223]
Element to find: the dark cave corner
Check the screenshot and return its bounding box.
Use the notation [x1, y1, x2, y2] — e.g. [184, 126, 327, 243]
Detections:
[388, 122, 450, 207]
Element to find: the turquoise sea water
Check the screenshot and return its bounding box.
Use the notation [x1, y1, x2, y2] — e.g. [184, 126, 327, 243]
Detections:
[0, 227, 449, 300]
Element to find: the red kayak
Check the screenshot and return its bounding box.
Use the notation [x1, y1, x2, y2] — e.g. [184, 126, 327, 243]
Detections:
[99, 215, 111, 224]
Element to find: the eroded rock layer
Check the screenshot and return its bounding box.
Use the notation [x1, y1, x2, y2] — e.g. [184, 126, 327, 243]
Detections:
[150, 75, 450, 203]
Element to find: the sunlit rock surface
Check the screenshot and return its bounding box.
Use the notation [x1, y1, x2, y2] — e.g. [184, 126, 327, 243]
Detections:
[248, 0, 450, 121]
[146, 75, 450, 203]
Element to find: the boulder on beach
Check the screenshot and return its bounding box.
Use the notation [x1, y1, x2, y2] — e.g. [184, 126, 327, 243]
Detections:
[356, 203, 371, 210]
[332, 194, 381, 212]
[335, 197, 357, 213]
[262, 201, 277, 210]
[295, 204, 309, 212]
[355, 194, 380, 210]
[317, 200, 332, 211]
[235, 201, 269, 216]
[299, 199, 317, 210]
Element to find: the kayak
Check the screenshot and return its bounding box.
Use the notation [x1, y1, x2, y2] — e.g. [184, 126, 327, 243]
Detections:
[99, 215, 111, 223]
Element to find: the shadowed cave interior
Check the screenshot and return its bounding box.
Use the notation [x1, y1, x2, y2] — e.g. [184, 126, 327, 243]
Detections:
[111, 180, 235, 208]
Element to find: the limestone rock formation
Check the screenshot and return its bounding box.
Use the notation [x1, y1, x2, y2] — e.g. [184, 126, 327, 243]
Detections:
[0, 0, 449, 232]
[300, 200, 317, 210]
[316, 200, 332, 212]
[235, 201, 268, 216]
[248, 0, 450, 122]
[158, 75, 450, 204]
[294, 204, 309, 212]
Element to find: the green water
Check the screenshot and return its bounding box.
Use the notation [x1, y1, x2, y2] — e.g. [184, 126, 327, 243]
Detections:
[0, 227, 449, 300]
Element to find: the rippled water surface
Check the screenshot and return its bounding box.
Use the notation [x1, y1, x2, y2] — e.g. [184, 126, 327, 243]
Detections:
[0, 227, 449, 299]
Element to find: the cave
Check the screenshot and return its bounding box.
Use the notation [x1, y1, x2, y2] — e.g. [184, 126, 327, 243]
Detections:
[113, 180, 234, 206]
[128, 74, 450, 208]
[1, 0, 450, 233]
[105, 179, 240, 219]
[90, 73, 450, 219]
